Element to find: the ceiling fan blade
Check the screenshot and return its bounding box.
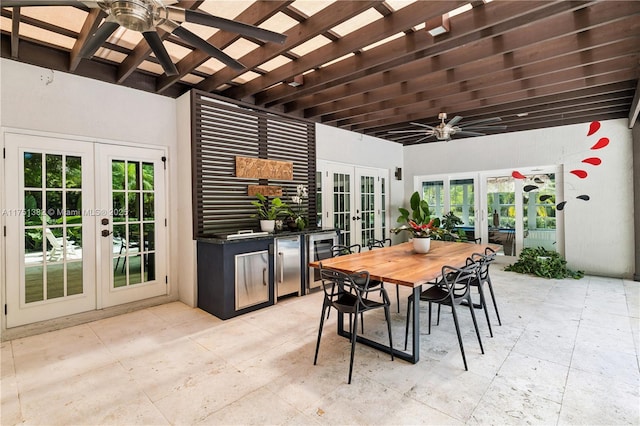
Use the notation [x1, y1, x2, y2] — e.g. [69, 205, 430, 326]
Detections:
[409, 122, 436, 130]
[1, 0, 91, 6]
[456, 131, 486, 137]
[460, 117, 503, 127]
[447, 115, 464, 126]
[79, 19, 119, 58]
[167, 7, 287, 44]
[160, 22, 244, 70]
[142, 31, 178, 76]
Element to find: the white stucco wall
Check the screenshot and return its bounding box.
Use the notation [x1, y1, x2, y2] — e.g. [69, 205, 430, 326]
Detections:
[0, 60, 182, 308]
[403, 119, 635, 278]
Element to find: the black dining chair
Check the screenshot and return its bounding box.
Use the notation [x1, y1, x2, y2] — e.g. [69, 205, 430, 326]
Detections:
[404, 261, 484, 371]
[331, 243, 361, 257]
[314, 263, 394, 384]
[366, 238, 400, 312]
[471, 247, 501, 326]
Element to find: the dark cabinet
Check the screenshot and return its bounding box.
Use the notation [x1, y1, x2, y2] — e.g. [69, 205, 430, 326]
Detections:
[197, 239, 274, 320]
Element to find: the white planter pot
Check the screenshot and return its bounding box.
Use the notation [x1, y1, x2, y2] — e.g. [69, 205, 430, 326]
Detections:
[412, 237, 431, 253]
[260, 220, 276, 232]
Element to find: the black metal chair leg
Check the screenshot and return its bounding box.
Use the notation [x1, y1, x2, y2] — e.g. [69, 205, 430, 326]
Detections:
[477, 283, 493, 337]
[467, 295, 484, 354]
[314, 303, 328, 365]
[348, 308, 359, 384]
[428, 302, 432, 334]
[396, 286, 400, 313]
[486, 276, 502, 326]
[450, 303, 468, 371]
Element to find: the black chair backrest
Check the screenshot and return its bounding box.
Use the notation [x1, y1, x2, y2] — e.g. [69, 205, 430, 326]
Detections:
[471, 247, 496, 281]
[318, 263, 372, 309]
[331, 244, 361, 257]
[440, 260, 480, 300]
[367, 238, 392, 249]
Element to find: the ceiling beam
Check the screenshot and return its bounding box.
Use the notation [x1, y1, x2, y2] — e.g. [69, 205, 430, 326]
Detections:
[10, 6, 19, 58]
[69, 7, 106, 72]
[319, 36, 639, 125]
[629, 78, 640, 128]
[295, 0, 637, 118]
[221, 0, 467, 101]
[259, 0, 580, 109]
[155, 0, 292, 94]
[195, 0, 379, 92]
[346, 67, 636, 132]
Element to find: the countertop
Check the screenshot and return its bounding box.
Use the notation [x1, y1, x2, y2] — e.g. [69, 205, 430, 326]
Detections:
[197, 228, 339, 244]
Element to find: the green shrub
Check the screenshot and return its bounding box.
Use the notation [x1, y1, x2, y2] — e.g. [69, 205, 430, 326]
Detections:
[505, 247, 584, 279]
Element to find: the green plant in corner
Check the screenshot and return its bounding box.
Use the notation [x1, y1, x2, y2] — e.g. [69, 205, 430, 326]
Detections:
[251, 194, 288, 220]
[505, 247, 584, 279]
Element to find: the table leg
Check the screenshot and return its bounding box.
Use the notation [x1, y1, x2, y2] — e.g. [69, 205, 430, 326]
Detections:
[411, 285, 421, 363]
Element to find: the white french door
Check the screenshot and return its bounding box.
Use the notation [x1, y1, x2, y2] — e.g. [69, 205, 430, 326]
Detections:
[415, 166, 562, 257]
[96, 144, 167, 308]
[4, 132, 167, 327]
[318, 161, 389, 248]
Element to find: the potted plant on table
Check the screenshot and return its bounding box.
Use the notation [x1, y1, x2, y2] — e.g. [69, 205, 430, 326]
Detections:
[392, 191, 440, 253]
[251, 194, 288, 232]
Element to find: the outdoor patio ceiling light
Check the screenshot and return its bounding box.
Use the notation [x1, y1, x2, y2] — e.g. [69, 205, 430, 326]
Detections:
[425, 14, 450, 37]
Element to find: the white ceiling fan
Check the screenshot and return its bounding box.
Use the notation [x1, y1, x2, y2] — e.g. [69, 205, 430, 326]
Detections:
[389, 112, 507, 143]
[3, 0, 287, 75]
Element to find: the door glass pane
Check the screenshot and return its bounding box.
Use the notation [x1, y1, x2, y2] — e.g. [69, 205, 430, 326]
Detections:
[487, 176, 515, 255]
[47, 263, 64, 299]
[143, 193, 154, 220]
[128, 162, 140, 190]
[24, 152, 42, 188]
[381, 177, 387, 239]
[128, 255, 142, 285]
[333, 173, 351, 246]
[360, 175, 375, 245]
[450, 178, 475, 240]
[46, 191, 63, 222]
[65, 156, 82, 188]
[24, 229, 44, 303]
[421, 180, 444, 218]
[46, 154, 63, 188]
[113, 192, 126, 222]
[142, 162, 154, 189]
[67, 262, 83, 296]
[523, 173, 557, 251]
[316, 171, 322, 228]
[66, 191, 82, 221]
[24, 191, 42, 226]
[112, 161, 125, 190]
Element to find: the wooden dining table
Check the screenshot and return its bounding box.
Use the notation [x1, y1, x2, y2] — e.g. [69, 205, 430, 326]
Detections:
[308, 240, 501, 363]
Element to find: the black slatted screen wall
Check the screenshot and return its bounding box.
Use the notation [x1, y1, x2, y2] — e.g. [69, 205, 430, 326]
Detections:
[192, 90, 316, 238]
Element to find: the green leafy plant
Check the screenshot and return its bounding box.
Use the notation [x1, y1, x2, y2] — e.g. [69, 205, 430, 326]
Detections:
[505, 247, 584, 279]
[251, 194, 288, 220]
[392, 191, 441, 238]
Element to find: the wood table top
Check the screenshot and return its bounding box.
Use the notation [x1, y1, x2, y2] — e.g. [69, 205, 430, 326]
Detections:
[308, 241, 501, 288]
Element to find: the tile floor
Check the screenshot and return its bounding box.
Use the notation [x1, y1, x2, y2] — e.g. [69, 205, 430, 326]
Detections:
[1, 265, 639, 425]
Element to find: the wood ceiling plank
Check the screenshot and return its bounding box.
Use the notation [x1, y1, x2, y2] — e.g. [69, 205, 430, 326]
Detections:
[69, 7, 106, 71]
[347, 68, 636, 132]
[155, 0, 293, 93]
[318, 35, 639, 125]
[10, 6, 19, 58]
[291, 0, 637, 118]
[628, 79, 640, 128]
[196, 0, 379, 92]
[221, 0, 467, 100]
[259, 0, 572, 108]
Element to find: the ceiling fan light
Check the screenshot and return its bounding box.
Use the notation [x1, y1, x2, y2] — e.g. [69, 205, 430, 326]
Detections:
[426, 14, 450, 37]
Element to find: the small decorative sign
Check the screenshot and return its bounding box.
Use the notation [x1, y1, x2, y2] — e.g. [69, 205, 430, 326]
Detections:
[236, 156, 293, 180]
[248, 185, 282, 196]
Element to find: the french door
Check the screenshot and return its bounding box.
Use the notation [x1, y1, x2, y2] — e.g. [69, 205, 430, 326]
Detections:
[415, 166, 562, 257]
[317, 161, 389, 248]
[4, 132, 167, 327]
